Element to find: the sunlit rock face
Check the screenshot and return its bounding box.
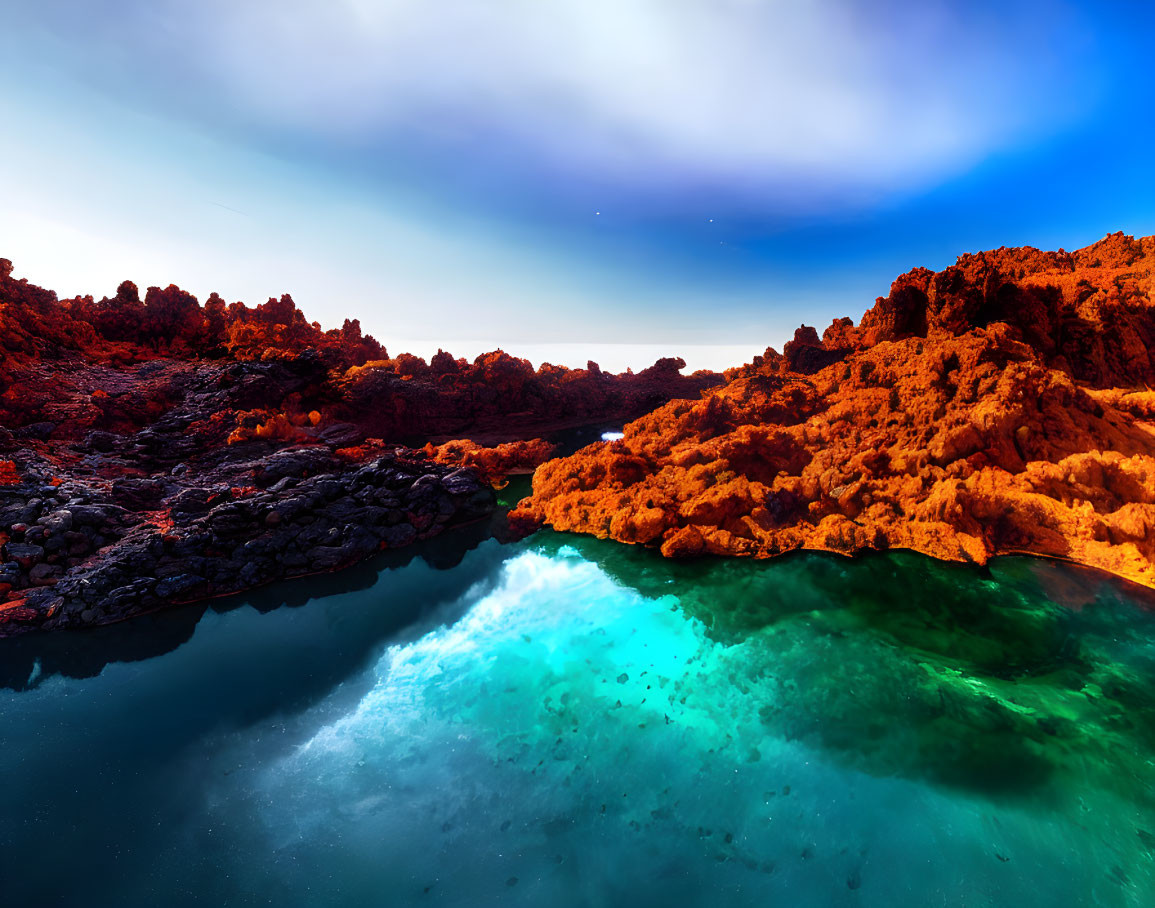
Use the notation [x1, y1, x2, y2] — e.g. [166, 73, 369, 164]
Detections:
[424, 438, 559, 486]
[516, 233, 1155, 589]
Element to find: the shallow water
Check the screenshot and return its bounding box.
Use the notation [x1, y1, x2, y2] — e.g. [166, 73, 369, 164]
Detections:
[2, 528, 1154, 907]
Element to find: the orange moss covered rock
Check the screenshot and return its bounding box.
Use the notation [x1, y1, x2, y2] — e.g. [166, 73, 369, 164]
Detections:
[425, 438, 559, 486]
[515, 233, 1155, 589]
[0, 461, 20, 486]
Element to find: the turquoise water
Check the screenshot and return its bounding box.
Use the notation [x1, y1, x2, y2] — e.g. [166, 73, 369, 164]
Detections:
[2, 526, 1154, 907]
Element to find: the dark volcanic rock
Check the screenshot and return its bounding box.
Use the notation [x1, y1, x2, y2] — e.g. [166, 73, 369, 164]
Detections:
[7, 543, 44, 570]
[15, 422, 56, 440]
[81, 430, 122, 453]
[112, 478, 170, 509]
[253, 447, 339, 487]
[0, 254, 723, 635]
[0, 449, 494, 635]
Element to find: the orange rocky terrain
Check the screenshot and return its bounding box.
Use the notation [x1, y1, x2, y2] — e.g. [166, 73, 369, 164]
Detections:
[513, 233, 1155, 589]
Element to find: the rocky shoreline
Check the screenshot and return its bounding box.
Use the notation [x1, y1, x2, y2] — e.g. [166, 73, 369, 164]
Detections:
[0, 256, 726, 636]
[5, 233, 1155, 634]
[514, 233, 1155, 590]
[0, 443, 495, 635]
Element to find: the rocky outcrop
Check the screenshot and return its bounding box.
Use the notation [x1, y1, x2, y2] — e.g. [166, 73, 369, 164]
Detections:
[0, 256, 384, 369]
[333, 353, 719, 442]
[514, 233, 1155, 590]
[0, 446, 494, 634]
[0, 260, 720, 634]
[0, 261, 722, 450]
[425, 438, 559, 485]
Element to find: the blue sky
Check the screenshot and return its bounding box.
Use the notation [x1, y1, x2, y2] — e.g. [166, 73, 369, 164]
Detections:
[1, 0, 1153, 370]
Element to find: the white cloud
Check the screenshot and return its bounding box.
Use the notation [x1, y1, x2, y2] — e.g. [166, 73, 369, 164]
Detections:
[6, 0, 1096, 207]
[0, 0, 1102, 362]
[0, 85, 816, 360]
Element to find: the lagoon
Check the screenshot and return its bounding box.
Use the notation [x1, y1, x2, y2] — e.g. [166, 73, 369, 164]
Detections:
[2, 525, 1153, 907]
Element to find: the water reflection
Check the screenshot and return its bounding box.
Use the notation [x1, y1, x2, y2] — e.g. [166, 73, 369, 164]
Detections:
[0, 492, 517, 692]
[1, 528, 1154, 907]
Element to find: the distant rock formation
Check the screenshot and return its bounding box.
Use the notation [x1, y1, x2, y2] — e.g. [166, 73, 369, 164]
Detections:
[513, 233, 1155, 590]
[425, 438, 559, 485]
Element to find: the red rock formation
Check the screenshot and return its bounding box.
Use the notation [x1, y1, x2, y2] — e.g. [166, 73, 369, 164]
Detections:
[425, 438, 559, 486]
[0, 258, 386, 372]
[1, 260, 721, 448]
[514, 233, 1155, 590]
[333, 350, 720, 441]
[0, 257, 723, 629]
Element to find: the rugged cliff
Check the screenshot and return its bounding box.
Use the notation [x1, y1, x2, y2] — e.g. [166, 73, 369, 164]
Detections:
[513, 233, 1155, 589]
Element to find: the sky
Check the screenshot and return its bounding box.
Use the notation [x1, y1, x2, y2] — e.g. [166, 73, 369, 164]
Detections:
[1, 0, 1153, 371]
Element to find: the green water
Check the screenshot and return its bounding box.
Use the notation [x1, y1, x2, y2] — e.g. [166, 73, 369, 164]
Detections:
[1, 524, 1153, 906]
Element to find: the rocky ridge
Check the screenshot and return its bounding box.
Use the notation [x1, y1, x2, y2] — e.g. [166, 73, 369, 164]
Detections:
[0, 261, 720, 634]
[513, 233, 1155, 590]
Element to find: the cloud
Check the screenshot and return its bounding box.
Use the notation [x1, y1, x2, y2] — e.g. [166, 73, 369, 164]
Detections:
[6, 0, 1098, 211]
[1, 83, 810, 357]
[0, 0, 1111, 363]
